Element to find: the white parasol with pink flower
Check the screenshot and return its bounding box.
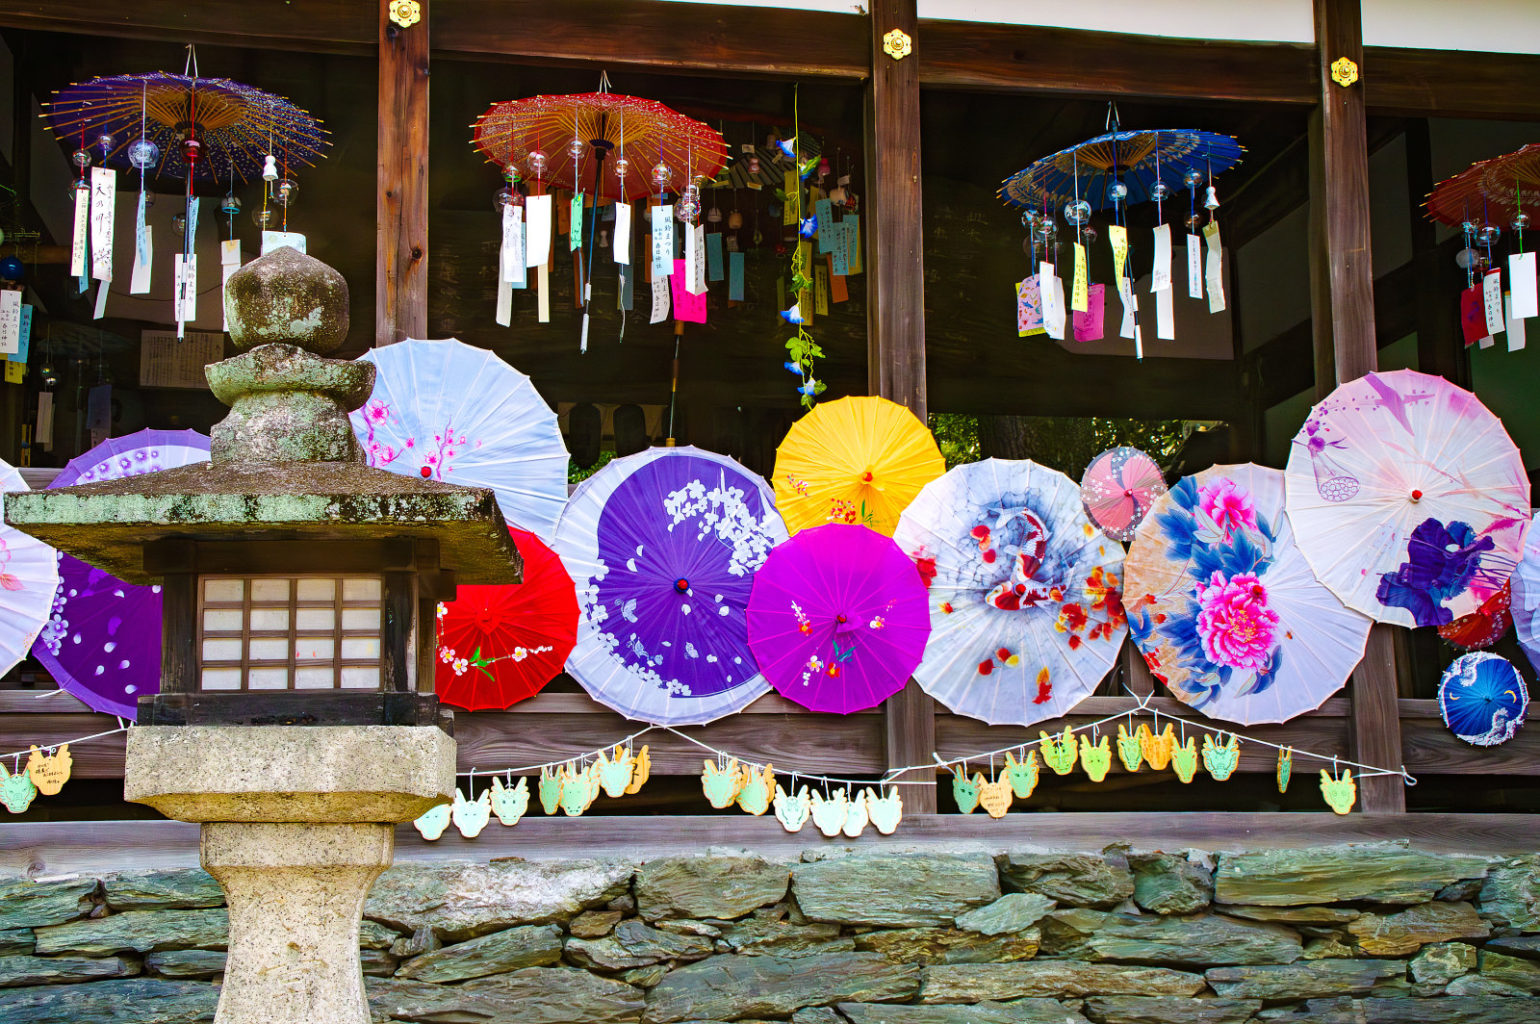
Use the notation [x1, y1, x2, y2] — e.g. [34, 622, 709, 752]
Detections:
[349, 338, 570, 542]
[1123, 464, 1372, 725]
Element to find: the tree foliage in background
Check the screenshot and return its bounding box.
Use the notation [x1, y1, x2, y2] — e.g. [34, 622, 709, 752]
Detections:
[929, 413, 1192, 479]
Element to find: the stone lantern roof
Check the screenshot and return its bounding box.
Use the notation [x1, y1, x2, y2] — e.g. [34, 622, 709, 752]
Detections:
[4, 247, 521, 586]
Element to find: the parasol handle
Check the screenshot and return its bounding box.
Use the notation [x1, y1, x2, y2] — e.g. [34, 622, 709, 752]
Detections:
[580, 120, 613, 354]
[666, 328, 682, 445]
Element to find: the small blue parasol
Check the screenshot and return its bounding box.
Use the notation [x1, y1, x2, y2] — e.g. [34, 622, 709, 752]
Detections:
[1000, 128, 1243, 212]
[1438, 651, 1529, 747]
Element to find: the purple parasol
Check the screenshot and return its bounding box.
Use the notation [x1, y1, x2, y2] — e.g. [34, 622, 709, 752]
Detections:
[556, 446, 788, 725]
[747, 524, 931, 714]
[33, 429, 210, 718]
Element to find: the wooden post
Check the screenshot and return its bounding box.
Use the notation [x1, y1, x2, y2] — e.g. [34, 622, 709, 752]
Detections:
[867, 0, 936, 812]
[1310, 0, 1406, 812]
[377, 0, 429, 346]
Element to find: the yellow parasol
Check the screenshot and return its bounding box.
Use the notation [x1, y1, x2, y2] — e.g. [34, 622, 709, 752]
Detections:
[773, 396, 944, 537]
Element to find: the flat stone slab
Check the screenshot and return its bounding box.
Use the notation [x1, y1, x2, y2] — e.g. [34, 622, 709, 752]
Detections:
[997, 853, 1135, 909]
[369, 968, 645, 1024]
[566, 919, 715, 971]
[792, 854, 1000, 927]
[1345, 901, 1490, 955]
[1205, 959, 1406, 999]
[1058, 911, 1302, 966]
[4, 462, 520, 586]
[955, 893, 1055, 936]
[1263, 995, 1540, 1023]
[365, 859, 634, 941]
[636, 856, 790, 921]
[1214, 845, 1491, 907]
[644, 952, 921, 1023]
[103, 870, 224, 911]
[124, 725, 455, 824]
[919, 962, 1206, 1002]
[1080, 995, 1260, 1024]
[34, 908, 227, 957]
[0, 954, 139, 987]
[855, 927, 1038, 966]
[838, 1000, 1089, 1024]
[0, 878, 97, 931]
[0, 976, 219, 1023]
[393, 923, 563, 982]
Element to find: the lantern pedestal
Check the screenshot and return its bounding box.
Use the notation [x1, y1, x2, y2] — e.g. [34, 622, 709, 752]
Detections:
[125, 725, 455, 1024]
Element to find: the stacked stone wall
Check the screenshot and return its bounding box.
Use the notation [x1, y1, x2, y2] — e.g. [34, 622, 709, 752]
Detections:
[1, 843, 1538, 1023]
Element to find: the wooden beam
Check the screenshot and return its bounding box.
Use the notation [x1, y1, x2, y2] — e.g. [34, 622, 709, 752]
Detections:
[433, 1, 867, 80]
[1310, 0, 1403, 814]
[3, 0, 374, 55]
[1365, 46, 1540, 121]
[867, 0, 935, 814]
[917, 21, 1316, 103]
[1404, 120, 1471, 388]
[377, 0, 430, 347]
[5, 814, 1537, 877]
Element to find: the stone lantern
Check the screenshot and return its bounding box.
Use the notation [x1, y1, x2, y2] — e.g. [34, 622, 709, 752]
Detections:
[5, 247, 521, 1024]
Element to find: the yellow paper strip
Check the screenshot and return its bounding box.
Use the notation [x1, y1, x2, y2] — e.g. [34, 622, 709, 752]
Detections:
[1071, 242, 1089, 313]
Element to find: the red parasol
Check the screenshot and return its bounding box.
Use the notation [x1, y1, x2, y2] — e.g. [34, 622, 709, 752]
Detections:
[471, 88, 727, 201]
[435, 527, 579, 711]
[1425, 143, 1540, 228]
[1438, 580, 1513, 651]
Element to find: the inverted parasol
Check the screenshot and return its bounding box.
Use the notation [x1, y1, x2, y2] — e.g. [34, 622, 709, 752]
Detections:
[893, 458, 1127, 726]
[0, 460, 59, 681]
[32, 429, 210, 718]
[773, 395, 944, 538]
[1000, 128, 1243, 211]
[1124, 464, 1372, 725]
[1284, 369, 1529, 628]
[352, 338, 569, 543]
[1425, 142, 1540, 229]
[435, 527, 579, 712]
[1081, 446, 1169, 543]
[1439, 651, 1529, 747]
[555, 446, 788, 726]
[43, 70, 329, 184]
[746, 523, 930, 714]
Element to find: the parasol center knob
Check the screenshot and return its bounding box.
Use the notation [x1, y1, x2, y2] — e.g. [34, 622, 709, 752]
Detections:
[861, 470, 874, 483]
[182, 137, 202, 164]
[836, 614, 847, 623]
[420, 466, 433, 478]
[674, 578, 690, 594]
[1410, 489, 1423, 502]
[1123, 488, 1133, 497]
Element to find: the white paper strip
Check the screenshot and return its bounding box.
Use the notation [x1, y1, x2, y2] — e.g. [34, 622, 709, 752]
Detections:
[0, 291, 20, 355]
[220, 237, 241, 331]
[1510, 251, 1537, 320]
[36, 391, 53, 447]
[221, 265, 236, 332]
[1479, 333, 1495, 349]
[130, 225, 153, 294]
[92, 279, 109, 320]
[650, 276, 670, 324]
[500, 205, 527, 287]
[1484, 269, 1506, 337]
[537, 261, 550, 322]
[1151, 224, 1172, 293]
[691, 224, 706, 296]
[89, 167, 115, 282]
[1507, 292, 1527, 351]
[1040, 261, 1065, 340]
[525, 195, 553, 268]
[1118, 278, 1137, 340]
[495, 278, 513, 327]
[70, 185, 90, 278]
[652, 206, 674, 278]
[684, 221, 703, 295]
[615, 202, 632, 265]
[1203, 221, 1226, 313]
[1155, 283, 1174, 341]
[1187, 233, 1203, 299]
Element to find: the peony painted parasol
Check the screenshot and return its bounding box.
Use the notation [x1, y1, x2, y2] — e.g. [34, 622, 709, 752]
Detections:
[434, 527, 579, 712]
[893, 458, 1127, 726]
[0, 460, 60, 680]
[1124, 464, 1372, 725]
[746, 523, 930, 714]
[1284, 369, 1530, 628]
[555, 446, 788, 725]
[32, 429, 210, 718]
[1080, 446, 1168, 543]
[1438, 651, 1529, 747]
[351, 338, 569, 543]
[773, 395, 945, 538]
